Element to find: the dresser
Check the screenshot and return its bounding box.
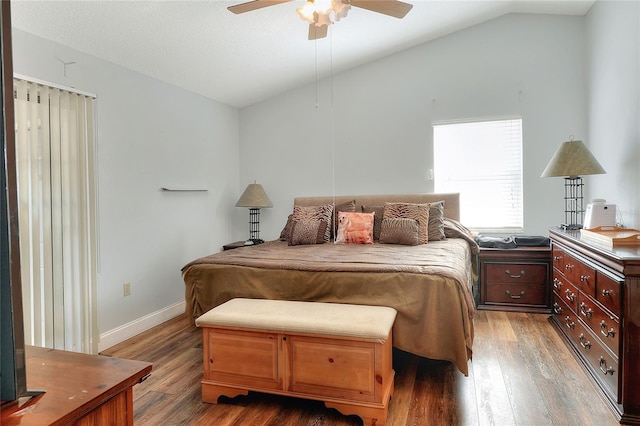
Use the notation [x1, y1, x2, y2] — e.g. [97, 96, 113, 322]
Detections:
[478, 246, 552, 313]
[1, 346, 152, 425]
[549, 227, 640, 424]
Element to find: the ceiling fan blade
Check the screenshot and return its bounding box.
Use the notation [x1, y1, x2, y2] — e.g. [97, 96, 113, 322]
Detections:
[308, 24, 328, 40]
[228, 0, 293, 15]
[349, 0, 413, 19]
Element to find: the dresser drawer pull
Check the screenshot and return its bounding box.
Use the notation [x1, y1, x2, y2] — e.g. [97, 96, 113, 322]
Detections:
[579, 302, 593, 318]
[565, 264, 573, 271]
[553, 278, 563, 289]
[553, 255, 561, 262]
[601, 289, 613, 297]
[564, 316, 575, 329]
[553, 303, 563, 315]
[505, 290, 525, 299]
[504, 269, 526, 278]
[599, 357, 615, 375]
[579, 333, 592, 349]
[580, 275, 591, 282]
[600, 320, 616, 338]
[565, 288, 575, 302]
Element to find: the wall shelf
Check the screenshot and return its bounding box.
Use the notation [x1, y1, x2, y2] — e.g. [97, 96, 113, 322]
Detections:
[161, 187, 208, 192]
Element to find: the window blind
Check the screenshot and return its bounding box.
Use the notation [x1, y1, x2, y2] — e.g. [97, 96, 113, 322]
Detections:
[433, 118, 523, 233]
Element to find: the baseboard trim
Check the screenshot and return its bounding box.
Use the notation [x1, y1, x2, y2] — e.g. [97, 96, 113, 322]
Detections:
[98, 300, 185, 352]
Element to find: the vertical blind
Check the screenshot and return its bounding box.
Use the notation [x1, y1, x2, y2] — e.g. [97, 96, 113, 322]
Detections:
[13, 78, 98, 354]
[433, 118, 524, 233]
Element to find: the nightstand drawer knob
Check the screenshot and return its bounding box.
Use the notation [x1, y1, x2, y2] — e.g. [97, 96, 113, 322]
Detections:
[504, 269, 526, 278]
[601, 289, 613, 296]
[505, 290, 525, 299]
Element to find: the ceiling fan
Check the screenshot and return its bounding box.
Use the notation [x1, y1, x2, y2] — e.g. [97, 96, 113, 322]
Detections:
[228, 0, 413, 40]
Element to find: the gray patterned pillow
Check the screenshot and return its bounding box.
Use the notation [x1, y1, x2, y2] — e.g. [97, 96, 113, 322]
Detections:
[288, 220, 329, 246]
[428, 201, 446, 241]
[379, 218, 420, 245]
[361, 205, 383, 241]
[292, 204, 334, 243]
[383, 202, 430, 244]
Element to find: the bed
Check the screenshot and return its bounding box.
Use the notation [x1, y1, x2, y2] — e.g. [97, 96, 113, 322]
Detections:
[182, 193, 477, 375]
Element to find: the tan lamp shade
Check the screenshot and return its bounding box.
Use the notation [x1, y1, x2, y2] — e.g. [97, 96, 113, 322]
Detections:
[540, 139, 606, 178]
[235, 183, 273, 208]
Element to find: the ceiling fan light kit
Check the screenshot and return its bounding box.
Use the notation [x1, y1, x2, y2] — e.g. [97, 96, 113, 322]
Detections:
[296, 0, 351, 27]
[229, 0, 413, 40]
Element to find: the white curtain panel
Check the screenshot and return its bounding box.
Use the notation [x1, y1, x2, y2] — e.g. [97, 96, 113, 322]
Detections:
[13, 78, 97, 354]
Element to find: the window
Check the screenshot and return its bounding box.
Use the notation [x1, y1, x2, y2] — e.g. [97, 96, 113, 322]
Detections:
[14, 77, 97, 353]
[433, 118, 523, 233]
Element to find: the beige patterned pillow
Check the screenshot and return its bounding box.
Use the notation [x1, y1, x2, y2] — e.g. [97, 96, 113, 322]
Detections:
[383, 202, 430, 244]
[288, 220, 328, 246]
[292, 204, 334, 243]
[379, 218, 420, 245]
[428, 201, 446, 241]
[279, 214, 294, 241]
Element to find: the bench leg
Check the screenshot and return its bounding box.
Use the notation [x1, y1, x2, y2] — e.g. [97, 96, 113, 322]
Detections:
[201, 381, 248, 404]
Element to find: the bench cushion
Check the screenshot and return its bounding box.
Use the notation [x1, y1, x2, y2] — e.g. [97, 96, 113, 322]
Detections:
[196, 298, 397, 343]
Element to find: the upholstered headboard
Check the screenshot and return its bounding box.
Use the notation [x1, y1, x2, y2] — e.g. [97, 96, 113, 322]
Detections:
[293, 193, 460, 221]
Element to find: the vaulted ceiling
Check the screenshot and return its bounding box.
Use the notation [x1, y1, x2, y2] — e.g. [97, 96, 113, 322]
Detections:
[11, 1, 595, 108]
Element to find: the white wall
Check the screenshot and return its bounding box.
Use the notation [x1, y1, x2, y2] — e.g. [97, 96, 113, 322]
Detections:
[239, 13, 589, 238]
[586, 0, 640, 229]
[11, 30, 240, 348]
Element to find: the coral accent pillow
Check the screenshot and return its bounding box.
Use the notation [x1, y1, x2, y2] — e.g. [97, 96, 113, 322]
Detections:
[335, 212, 374, 245]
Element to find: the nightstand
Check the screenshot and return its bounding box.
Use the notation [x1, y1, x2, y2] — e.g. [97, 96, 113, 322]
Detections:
[477, 246, 552, 313]
[223, 241, 249, 251]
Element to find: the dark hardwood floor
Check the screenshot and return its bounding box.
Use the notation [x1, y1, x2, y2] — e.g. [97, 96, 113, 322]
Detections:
[101, 310, 619, 425]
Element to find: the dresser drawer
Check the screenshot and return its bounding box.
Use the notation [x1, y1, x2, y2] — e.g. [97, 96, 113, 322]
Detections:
[485, 282, 546, 305]
[596, 272, 622, 317]
[576, 293, 619, 357]
[574, 322, 619, 402]
[485, 263, 547, 285]
[552, 246, 565, 272]
[561, 280, 579, 314]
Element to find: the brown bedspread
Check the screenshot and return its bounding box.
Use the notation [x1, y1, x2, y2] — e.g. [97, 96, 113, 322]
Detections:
[182, 238, 476, 375]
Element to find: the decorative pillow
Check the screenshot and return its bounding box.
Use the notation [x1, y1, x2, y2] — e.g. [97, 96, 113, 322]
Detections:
[379, 218, 420, 245]
[332, 199, 356, 238]
[428, 201, 446, 241]
[292, 204, 334, 243]
[288, 220, 329, 246]
[279, 214, 294, 241]
[361, 205, 383, 241]
[335, 212, 374, 245]
[383, 202, 430, 244]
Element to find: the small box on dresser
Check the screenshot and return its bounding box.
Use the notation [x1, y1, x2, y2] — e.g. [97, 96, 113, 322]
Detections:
[478, 246, 552, 313]
[549, 227, 640, 425]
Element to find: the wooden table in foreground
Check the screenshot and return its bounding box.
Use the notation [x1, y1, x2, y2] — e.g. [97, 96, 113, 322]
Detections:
[1, 345, 152, 425]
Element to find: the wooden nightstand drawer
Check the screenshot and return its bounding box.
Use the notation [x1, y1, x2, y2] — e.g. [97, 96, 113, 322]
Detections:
[478, 246, 552, 313]
[485, 263, 547, 285]
[485, 282, 546, 305]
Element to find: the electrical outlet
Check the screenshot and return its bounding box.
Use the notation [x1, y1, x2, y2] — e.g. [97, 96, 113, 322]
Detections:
[123, 282, 131, 297]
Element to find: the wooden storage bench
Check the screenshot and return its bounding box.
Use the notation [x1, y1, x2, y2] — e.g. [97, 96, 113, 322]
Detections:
[195, 298, 397, 426]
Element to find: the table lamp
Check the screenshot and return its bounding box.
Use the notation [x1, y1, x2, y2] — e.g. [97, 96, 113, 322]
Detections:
[235, 182, 272, 245]
[541, 138, 605, 230]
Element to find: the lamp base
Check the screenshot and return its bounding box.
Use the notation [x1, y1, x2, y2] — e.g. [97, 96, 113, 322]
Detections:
[561, 223, 583, 231]
[243, 238, 265, 246]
